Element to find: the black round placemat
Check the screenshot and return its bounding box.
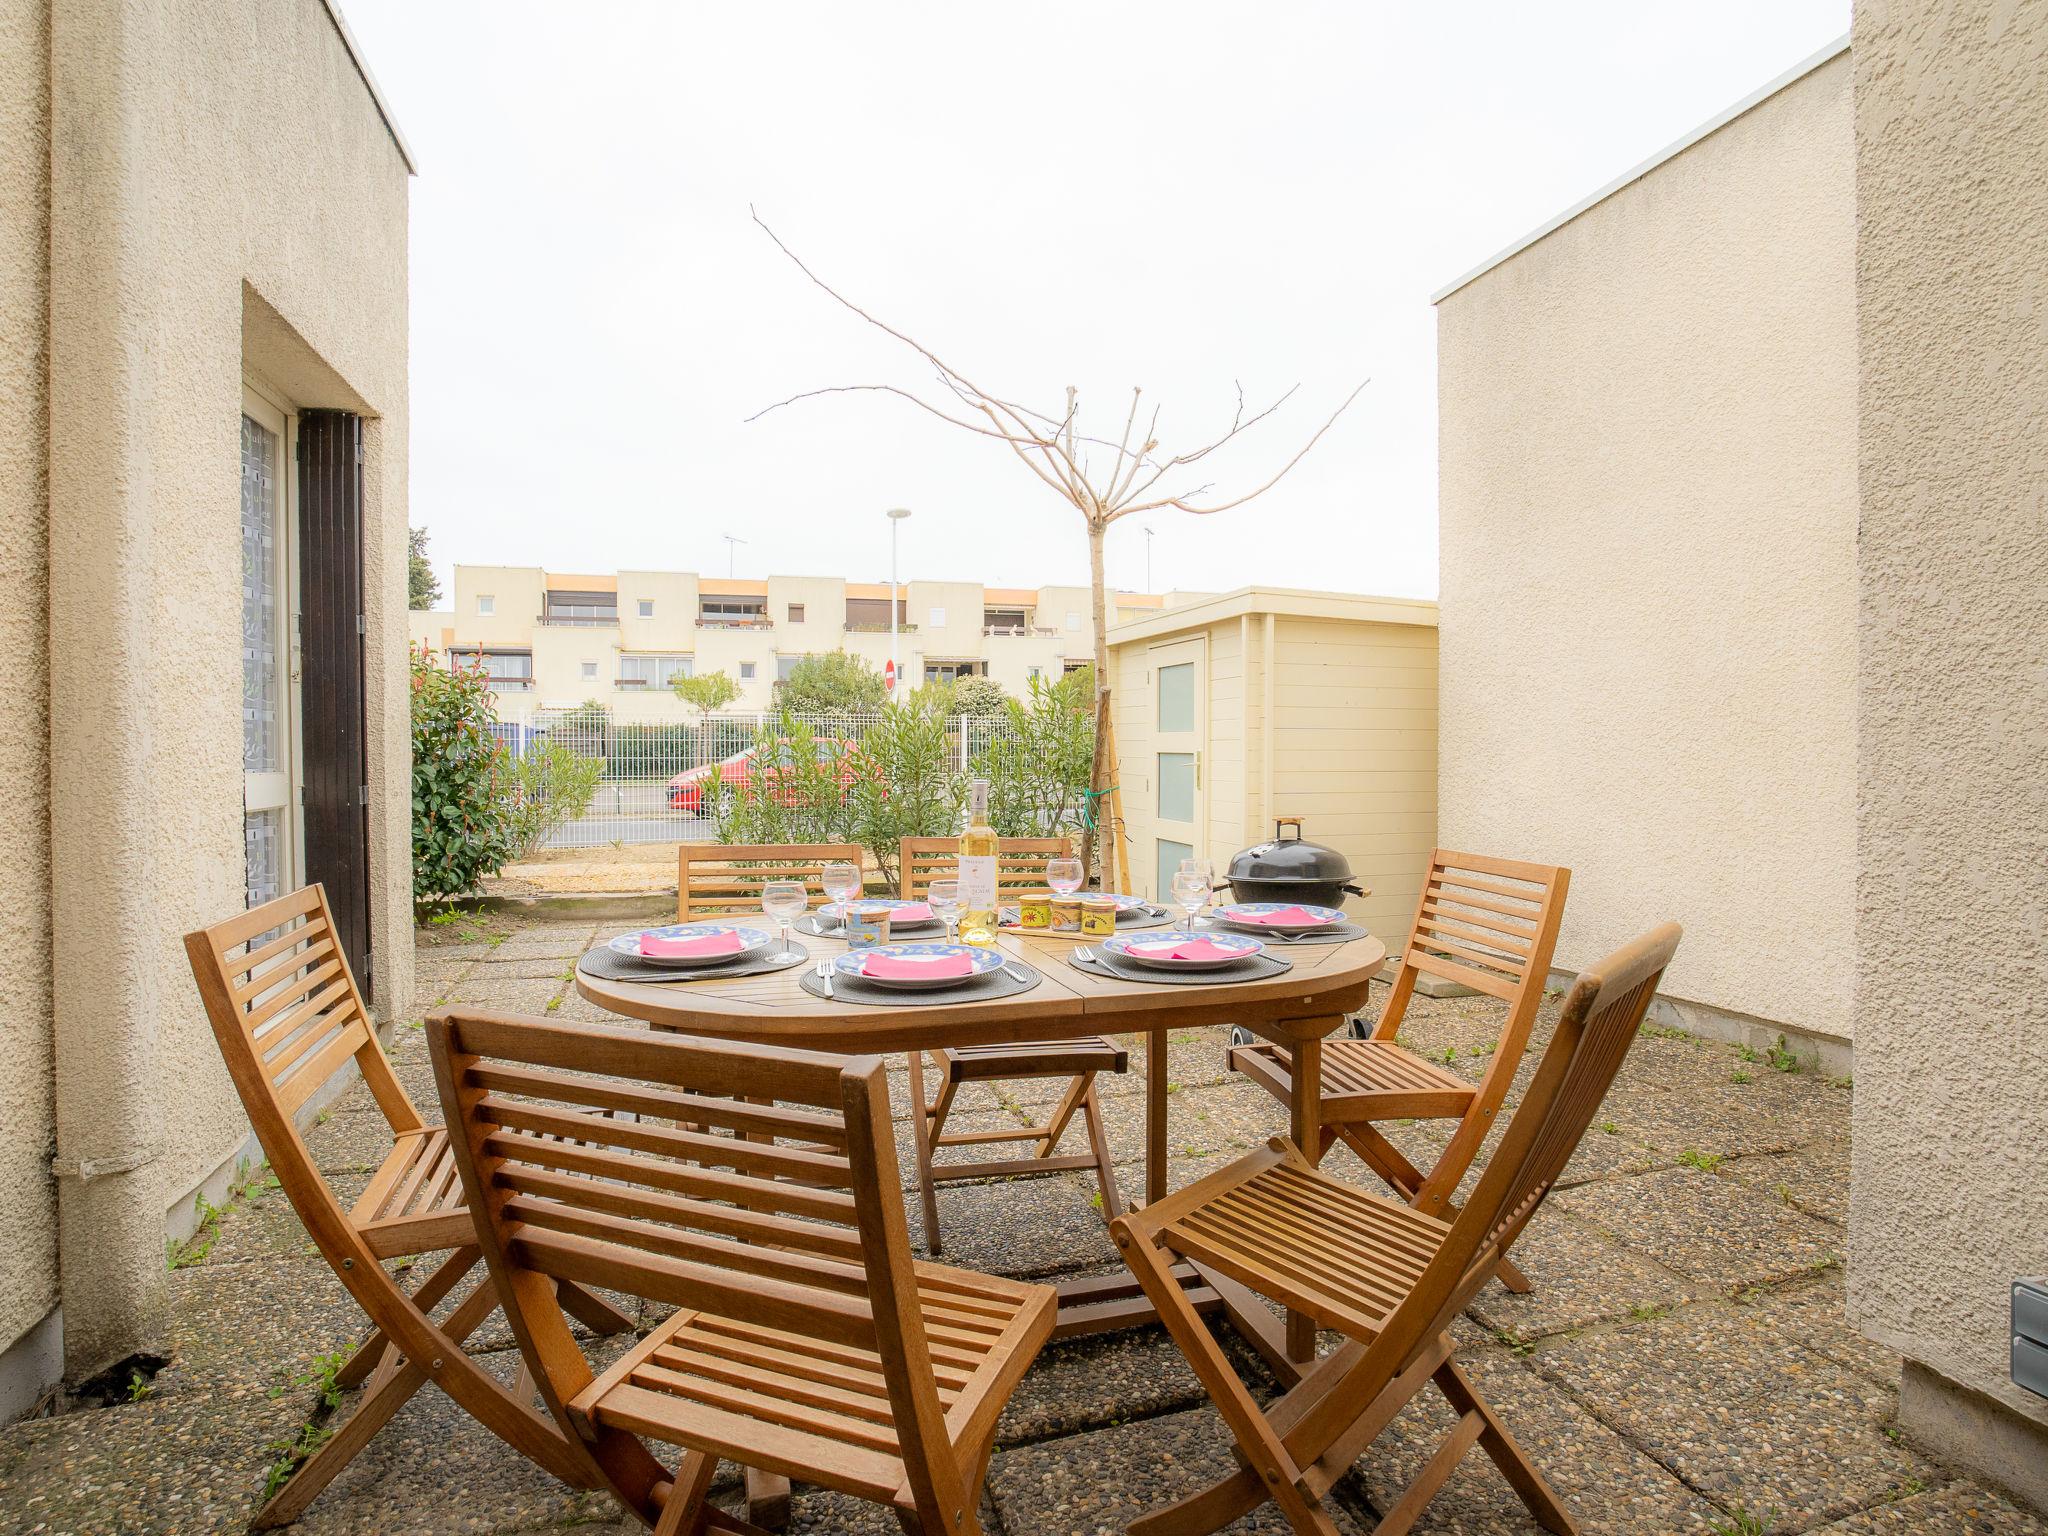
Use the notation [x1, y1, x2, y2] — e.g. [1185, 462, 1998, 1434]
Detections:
[1067, 947, 1294, 984]
[797, 961, 1043, 1007]
[1197, 917, 1370, 946]
[579, 942, 811, 985]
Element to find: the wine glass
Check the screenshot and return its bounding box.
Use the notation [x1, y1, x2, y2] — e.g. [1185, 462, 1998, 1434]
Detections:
[761, 880, 807, 958]
[927, 878, 963, 946]
[1046, 857, 1083, 898]
[1171, 866, 1210, 928]
[821, 860, 860, 933]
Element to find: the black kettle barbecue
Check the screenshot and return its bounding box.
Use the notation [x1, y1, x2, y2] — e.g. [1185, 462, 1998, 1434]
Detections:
[1217, 817, 1368, 908]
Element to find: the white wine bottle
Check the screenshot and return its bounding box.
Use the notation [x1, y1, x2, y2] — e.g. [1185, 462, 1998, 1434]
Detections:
[958, 777, 999, 946]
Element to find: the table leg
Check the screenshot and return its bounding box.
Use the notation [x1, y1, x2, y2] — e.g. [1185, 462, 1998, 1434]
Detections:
[1286, 1032, 1326, 1365]
[745, 1467, 791, 1529]
[1146, 1026, 1169, 1206]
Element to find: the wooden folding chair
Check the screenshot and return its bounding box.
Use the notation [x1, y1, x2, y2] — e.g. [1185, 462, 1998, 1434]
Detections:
[1113, 922, 1682, 1536]
[677, 842, 863, 922]
[184, 886, 634, 1529]
[1229, 850, 1568, 1293]
[425, 1009, 1058, 1536]
[897, 836, 1129, 1255]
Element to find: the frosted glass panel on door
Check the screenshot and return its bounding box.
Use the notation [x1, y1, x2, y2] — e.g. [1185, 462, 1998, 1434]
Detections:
[241, 413, 280, 773]
[1155, 839, 1193, 904]
[245, 809, 282, 908]
[1158, 752, 1196, 822]
[1157, 662, 1195, 733]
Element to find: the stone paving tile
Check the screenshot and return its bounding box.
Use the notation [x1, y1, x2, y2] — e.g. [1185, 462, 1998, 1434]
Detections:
[437, 973, 572, 1012]
[1555, 1124, 1671, 1187]
[0, 1381, 300, 1535]
[1354, 1346, 1726, 1534]
[287, 1343, 629, 1536]
[1465, 1207, 1703, 1344]
[479, 923, 599, 960]
[910, 1169, 1118, 1274]
[304, 1104, 406, 1177]
[161, 1257, 361, 1398]
[450, 954, 584, 982]
[996, 1325, 1207, 1443]
[1739, 1274, 1901, 1390]
[1555, 1166, 1844, 1295]
[1534, 1302, 1938, 1531]
[1812, 1481, 2048, 1533]
[1726, 1137, 1851, 1227]
[988, 1405, 1370, 1534]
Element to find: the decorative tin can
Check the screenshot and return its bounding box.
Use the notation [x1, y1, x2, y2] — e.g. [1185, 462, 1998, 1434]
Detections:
[1049, 897, 1083, 933]
[843, 907, 891, 949]
[1018, 895, 1052, 930]
[1080, 898, 1118, 938]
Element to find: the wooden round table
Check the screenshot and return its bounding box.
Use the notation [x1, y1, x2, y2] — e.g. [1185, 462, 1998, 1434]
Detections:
[579, 922, 1384, 1528]
[579, 922, 1383, 1333]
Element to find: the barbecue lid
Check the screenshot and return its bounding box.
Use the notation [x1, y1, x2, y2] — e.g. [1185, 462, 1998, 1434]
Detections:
[1226, 818, 1354, 883]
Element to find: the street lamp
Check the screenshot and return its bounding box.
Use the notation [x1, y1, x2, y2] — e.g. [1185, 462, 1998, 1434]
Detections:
[886, 507, 912, 694]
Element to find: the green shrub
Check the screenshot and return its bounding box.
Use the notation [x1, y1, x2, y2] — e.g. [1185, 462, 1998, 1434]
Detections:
[504, 740, 603, 858]
[411, 647, 516, 899]
[776, 650, 886, 717]
[970, 674, 1094, 838]
[847, 700, 963, 884]
[948, 676, 1010, 717]
[706, 714, 860, 847]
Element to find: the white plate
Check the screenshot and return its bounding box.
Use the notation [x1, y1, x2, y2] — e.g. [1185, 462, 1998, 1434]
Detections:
[831, 943, 1007, 991]
[1209, 902, 1346, 935]
[1100, 930, 1265, 971]
[821, 899, 943, 931]
[609, 923, 775, 969]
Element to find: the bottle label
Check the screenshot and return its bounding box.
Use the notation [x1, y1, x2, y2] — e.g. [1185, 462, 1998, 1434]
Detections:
[958, 855, 997, 912]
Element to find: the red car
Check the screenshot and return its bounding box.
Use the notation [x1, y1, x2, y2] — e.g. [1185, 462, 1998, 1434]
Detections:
[667, 737, 873, 812]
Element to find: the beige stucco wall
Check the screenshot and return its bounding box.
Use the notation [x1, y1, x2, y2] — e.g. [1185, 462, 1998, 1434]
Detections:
[0, 0, 58, 1394]
[1435, 52, 1858, 1042]
[1849, 0, 2048, 1452]
[21, 0, 412, 1383]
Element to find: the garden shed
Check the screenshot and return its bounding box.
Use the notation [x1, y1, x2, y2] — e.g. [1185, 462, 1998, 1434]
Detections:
[1107, 587, 1439, 946]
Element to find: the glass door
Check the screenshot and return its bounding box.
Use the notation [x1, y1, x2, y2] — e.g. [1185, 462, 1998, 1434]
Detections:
[241, 384, 303, 908]
[1149, 637, 1205, 901]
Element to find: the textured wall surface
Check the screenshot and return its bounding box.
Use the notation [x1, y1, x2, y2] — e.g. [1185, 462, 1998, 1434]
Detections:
[1849, 0, 2048, 1431]
[1436, 55, 1858, 1039]
[0, 0, 57, 1362]
[28, 0, 411, 1377]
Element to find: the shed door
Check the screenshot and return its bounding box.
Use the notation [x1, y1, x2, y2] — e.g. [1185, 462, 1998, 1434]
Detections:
[1148, 637, 1206, 901]
[298, 410, 373, 999]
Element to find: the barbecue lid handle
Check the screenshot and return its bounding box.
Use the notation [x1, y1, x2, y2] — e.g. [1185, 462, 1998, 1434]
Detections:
[1274, 816, 1304, 841]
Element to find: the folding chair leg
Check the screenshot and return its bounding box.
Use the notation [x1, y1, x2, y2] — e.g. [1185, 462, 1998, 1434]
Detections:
[652, 1446, 720, 1535]
[1083, 1084, 1124, 1224]
[1433, 1360, 1576, 1534]
[559, 1279, 637, 1334]
[332, 1323, 386, 1389]
[905, 1050, 944, 1255]
[1334, 1125, 1533, 1295]
[251, 1353, 432, 1527]
[1116, 1230, 1342, 1536]
[1035, 1072, 1094, 1157]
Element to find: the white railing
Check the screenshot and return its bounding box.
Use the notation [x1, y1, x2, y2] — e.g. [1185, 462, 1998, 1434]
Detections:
[494, 705, 1024, 850]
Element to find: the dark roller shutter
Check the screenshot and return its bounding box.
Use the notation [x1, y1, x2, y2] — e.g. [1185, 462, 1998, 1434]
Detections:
[298, 410, 373, 1000]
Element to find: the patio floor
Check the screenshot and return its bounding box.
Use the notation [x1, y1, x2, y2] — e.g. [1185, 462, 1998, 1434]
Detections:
[3, 910, 2042, 1536]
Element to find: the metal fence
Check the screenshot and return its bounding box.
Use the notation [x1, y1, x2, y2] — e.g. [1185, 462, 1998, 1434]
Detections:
[495, 706, 1025, 850]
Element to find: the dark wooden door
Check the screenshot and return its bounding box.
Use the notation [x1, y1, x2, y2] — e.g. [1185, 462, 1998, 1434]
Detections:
[298, 411, 373, 1000]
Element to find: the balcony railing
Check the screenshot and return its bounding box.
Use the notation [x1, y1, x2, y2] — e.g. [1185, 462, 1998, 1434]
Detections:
[843, 622, 919, 634]
[698, 615, 773, 629]
[536, 613, 619, 627]
[982, 624, 1059, 638]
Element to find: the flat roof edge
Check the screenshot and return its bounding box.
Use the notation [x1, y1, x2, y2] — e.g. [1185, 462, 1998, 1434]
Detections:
[321, 0, 417, 175]
[1430, 32, 1848, 305]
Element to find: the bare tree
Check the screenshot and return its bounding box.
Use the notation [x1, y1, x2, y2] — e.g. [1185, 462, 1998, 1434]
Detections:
[747, 210, 1366, 884]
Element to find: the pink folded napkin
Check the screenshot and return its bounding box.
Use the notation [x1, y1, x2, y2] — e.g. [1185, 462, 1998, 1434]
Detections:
[641, 929, 745, 959]
[891, 902, 934, 923]
[862, 951, 974, 980]
[1237, 905, 1331, 927]
[1130, 937, 1243, 962]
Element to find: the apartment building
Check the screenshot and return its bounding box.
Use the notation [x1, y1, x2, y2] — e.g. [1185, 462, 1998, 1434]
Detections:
[410, 567, 1194, 718]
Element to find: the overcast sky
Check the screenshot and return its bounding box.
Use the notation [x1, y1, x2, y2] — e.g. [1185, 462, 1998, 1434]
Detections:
[343, 1, 1847, 605]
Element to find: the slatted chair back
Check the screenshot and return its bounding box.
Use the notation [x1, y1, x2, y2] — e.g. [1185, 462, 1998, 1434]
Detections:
[676, 841, 863, 921]
[899, 836, 1073, 901]
[427, 1010, 963, 1522]
[1373, 922, 1683, 1367]
[186, 884, 420, 1154]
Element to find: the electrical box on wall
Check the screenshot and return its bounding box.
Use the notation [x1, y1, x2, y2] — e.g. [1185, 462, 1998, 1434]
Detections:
[2016, 1278, 2048, 1400]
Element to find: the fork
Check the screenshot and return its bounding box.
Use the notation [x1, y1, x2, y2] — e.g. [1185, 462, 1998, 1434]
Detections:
[813, 958, 835, 998]
[1074, 946, 1098, 967]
